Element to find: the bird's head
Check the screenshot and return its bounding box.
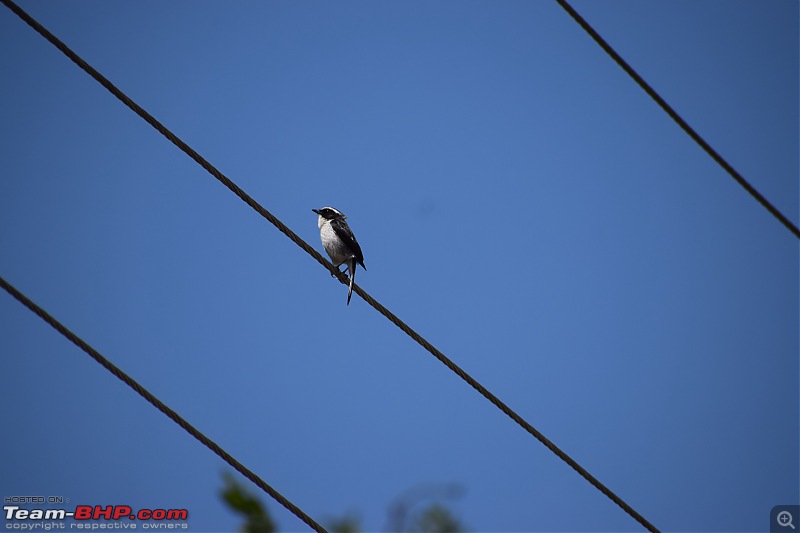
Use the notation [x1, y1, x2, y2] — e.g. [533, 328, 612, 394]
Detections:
[312, 207, 346, 220]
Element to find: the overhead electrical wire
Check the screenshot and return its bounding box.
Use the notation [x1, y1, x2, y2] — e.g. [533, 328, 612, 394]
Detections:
[0, 1, 661, 531]
[0, 276, 328, 533]
[554, 0, 799, 239]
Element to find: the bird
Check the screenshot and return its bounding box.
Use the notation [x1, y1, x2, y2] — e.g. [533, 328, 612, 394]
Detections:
[312, 206, 366, 305]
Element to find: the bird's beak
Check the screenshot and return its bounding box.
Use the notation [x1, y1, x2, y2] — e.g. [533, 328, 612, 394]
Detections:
[312, 209, 320, 214]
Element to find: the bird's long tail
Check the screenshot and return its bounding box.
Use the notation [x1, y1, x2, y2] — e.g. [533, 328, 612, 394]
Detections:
[347, 259, 356, 305]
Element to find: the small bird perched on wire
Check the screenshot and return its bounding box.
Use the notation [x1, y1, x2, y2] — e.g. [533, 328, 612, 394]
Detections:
[312, 206, 366, 305]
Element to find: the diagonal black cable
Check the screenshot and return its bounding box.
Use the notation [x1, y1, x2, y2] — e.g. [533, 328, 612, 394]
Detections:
[1, 2, 658, 531]
[0, 276, 328, 533]
[554, 0, 799, 239]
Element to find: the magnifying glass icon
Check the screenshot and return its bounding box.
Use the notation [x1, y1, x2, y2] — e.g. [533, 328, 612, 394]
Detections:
[778, 510, 796, 530]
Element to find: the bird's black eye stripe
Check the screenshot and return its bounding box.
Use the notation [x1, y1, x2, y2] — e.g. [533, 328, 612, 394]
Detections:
[315, 207, 343, 219]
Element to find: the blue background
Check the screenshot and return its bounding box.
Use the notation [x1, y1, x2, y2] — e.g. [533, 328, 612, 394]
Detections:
[1, 1, 797, 532]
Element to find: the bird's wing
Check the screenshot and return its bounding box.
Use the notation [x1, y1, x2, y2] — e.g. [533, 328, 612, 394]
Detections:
[331, 218, 365, 269]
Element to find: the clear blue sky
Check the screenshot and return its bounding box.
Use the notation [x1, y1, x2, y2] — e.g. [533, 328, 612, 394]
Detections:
[1, 1, 797, 532]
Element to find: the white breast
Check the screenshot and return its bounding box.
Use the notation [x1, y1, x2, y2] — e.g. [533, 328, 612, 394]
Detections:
[319, 221, 352, 267]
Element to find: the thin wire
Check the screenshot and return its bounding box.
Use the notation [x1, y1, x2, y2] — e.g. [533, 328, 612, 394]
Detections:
[1, 2, 658, 531]
[554, 0, 799, 240]
[352, 286, 663, 533]
[0, 276, 328, 533]
[0, 0, 333, 275]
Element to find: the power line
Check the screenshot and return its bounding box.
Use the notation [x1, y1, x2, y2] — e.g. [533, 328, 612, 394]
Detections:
[554, 0, 800, 239]
[1, 1, 658, 531]
[0, 276, 328, 533]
